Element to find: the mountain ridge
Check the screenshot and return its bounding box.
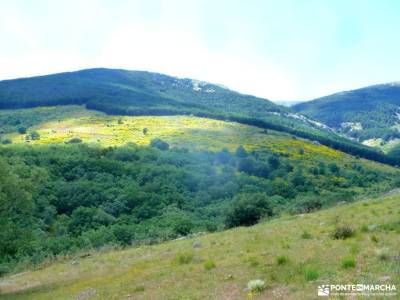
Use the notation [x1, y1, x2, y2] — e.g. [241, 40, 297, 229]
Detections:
[293, 82, 400, 149]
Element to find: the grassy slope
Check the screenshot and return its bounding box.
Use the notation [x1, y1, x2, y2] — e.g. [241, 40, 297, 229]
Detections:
[3, 106, 396, 175]
[1, 193, 399, 299]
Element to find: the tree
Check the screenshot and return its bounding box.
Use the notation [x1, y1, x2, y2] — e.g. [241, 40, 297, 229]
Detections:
[150, 138, 169, 150]
[329, 163, 340, 174]
[1, 138, 12, 145]
[29, 131, 40, 140]
[238, 158, 255, 174]
[235, 146, 248, 158]
[268, 155, 280, 169]
[216, 148, 233, 165]
[294, 196, 322, 213]
[69, 207, 115, 234]
[143, 128, 148, 135]
[18, 127, 27, 134]
[0, 159, 35, 258]
[225, 193, 273, 227]
[173, 217, 193, 236]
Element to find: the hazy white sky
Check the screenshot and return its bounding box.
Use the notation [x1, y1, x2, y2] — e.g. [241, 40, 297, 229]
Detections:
[1, 0, 400, 101]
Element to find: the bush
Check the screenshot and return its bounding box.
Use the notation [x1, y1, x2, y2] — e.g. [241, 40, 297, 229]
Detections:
[235, 145, 248, 158]
[203, 259, 216, 271]
[18, 127, 27, 134]
[341, 257, 356, 269]
[247, 279, 266, 293]
[276, 255, 288, 265]
[112, 225, 136, 246]
[67, 137, 82, 144]
[295, 196, 322, 213]
[1, 138, 12, 145]
[237, 158, 255, 174]
[175, 252, 194, 265]
[150, 138, 169, 150]
[301, 231, 312, 239]
[173, 218, 193, 236]
[303, 268, 318, 281]
[225, 193, 273, 228]
[133, 286, 145, 292]
[30, 131, 41, 140]
[332, 225, 355, 240]
[360, 224, 369, 232]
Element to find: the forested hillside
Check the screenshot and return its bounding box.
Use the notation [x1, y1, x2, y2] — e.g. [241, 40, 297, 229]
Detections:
[0, 106, 398, 275]
[293, 83, 400, 150]
[0, 68, 395, 165]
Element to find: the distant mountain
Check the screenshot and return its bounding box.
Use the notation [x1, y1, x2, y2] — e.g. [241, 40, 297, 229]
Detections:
[0, 68, 285, 114]
[0, 68, 394, 164]
[293, 83, 400, 145]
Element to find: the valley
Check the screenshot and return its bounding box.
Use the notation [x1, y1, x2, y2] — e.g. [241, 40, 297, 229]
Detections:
[0, 70, 399, 300]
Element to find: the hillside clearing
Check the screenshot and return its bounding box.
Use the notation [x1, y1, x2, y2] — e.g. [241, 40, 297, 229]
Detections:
[3, 106, 396, 173]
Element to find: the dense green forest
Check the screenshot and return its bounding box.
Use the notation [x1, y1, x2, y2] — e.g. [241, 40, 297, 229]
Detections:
[293, 83, 400, 144]
[0, 68, 396, 165]
[0, 141, 397, 274]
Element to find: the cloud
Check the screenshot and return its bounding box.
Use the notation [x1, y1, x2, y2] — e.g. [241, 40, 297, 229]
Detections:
[96, 21, 298, 99]
[0, 0, 399, 100]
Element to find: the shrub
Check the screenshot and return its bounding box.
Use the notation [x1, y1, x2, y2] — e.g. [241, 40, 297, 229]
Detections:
[277, 255, 288, 265]
[133, 286, 145, 292]
[175, 252, 194, 265]
[247, 279, 266, 293]
[332, 225, 355, 240]
[329, 163, 340, 174]
[303, 268, 318, 281]
[225, 193, 273, 227]
[371, 235, 379, 243]
[341, 257, 356, 269]
[18, 127, 27, 134]
[67, 137, 82, 144]
[173, 218, 193, 236]
[203, 260, 216, 271]
[30, 131, 40, 140]
[1, 138, 12, 145]
[150, 138, 169, 150]
[295, 196, 322, 213]
[301, 231, 312, 239]
[237, 158, 255, 174]
[235, 145, 248, 158]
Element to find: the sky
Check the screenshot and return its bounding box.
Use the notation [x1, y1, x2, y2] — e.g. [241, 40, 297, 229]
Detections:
[1, 0, 400, 101]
